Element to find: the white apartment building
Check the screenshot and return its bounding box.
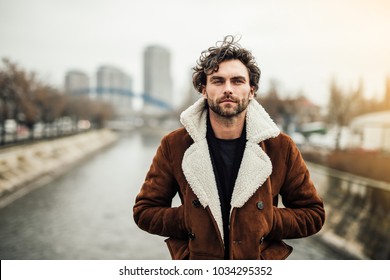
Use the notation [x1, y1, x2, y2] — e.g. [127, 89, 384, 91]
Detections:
[349, 111, 390, 152]
[64, 70, 90, 96]
[143, 45, 173, 112]
[96, 65, 133, 117]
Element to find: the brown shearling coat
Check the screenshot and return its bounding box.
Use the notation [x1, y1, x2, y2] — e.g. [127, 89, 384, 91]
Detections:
[133, 98, 325, 260]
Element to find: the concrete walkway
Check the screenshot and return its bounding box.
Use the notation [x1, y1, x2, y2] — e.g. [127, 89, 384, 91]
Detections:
[0, 129, 118, 208]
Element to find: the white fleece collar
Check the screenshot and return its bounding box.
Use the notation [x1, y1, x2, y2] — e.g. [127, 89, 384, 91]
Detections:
[180, 98, 280, 143]
[180, 98, 280, 242]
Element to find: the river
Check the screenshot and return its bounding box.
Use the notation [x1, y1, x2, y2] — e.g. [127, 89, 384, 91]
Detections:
[0, 128, 357, 260]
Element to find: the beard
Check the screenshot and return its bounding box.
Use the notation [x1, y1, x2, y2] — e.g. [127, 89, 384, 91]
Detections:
[207, 95, 250, 118]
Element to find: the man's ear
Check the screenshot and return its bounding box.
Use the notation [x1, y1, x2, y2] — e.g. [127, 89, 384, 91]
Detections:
[202, 86, 207, 99]
[249, 87, 255, 100]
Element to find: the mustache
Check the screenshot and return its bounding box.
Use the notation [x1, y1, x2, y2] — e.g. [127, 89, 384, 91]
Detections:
[218, 97, 237, 103]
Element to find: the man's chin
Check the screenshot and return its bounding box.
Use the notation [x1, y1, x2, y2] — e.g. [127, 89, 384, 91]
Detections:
[219, 103, 236, 110]
[217, 108, 240, 118]
[209, 102, 245, 118]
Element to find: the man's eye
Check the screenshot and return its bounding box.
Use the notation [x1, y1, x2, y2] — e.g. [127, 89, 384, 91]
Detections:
[212, 80, 223, 84]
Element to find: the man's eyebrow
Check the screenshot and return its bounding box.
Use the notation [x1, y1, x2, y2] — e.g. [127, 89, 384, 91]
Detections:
[209, 75, 247, 82]
[231, 75, 247, 81]
[209, 76, 224, 81]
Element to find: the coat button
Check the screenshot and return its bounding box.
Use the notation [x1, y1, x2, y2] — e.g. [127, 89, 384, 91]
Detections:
[188, 232, 195, 240]
[192, 199, 201, 208]
[256, 201, 264, 210]
[259, 236, 265, 244]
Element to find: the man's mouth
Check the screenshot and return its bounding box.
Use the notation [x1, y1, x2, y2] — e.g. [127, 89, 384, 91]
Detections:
[220, 98, 236, 103]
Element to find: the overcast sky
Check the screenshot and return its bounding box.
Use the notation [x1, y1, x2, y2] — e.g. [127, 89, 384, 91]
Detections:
[1, 0, 390, 108]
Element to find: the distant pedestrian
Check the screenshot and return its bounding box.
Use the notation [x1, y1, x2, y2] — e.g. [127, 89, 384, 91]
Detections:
[133, 35, 325, 259]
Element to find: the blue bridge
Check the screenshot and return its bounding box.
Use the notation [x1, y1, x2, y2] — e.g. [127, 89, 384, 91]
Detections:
[70, 87, 173, 110]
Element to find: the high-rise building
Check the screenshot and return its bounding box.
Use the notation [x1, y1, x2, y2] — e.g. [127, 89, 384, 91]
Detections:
[96, 65, 133, 117]
[143, 45, 173, 111]
[64, 70, 90, 96]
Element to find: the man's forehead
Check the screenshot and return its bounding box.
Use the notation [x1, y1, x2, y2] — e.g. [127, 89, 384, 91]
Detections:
[208, 60, 248, 77]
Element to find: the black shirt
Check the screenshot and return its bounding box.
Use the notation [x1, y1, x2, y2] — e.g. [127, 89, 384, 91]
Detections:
[215, 137, 241, 207]
[206, 116, 247, 259]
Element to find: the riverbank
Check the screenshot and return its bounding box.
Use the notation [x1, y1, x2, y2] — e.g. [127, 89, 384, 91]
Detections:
[0, 129, 118, 208]
[302, 148, 390, 183]
[307, 162, 390, 260]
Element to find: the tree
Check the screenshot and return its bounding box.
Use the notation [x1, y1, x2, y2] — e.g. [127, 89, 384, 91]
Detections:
[258, 80, 286, 127]
[327, 79, 363, 150]
[384, 77, 390, 110]
[0, 58, 42, 141]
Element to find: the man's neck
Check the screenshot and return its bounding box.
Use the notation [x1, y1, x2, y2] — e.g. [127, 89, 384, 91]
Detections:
[209, 110, 246, 140]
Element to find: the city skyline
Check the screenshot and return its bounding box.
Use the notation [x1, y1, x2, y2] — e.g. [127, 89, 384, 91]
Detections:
[1, 0, 390, 109]
[63, 43, 176, 112]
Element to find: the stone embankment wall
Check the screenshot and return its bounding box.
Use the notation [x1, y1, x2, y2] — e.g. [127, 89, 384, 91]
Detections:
[0, 129, 118, 207]
[308, 162, 390, 260]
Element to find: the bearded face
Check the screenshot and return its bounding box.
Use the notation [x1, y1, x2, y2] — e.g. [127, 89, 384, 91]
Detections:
[206, 92, 251, 118]
[202, 59, 254, 120]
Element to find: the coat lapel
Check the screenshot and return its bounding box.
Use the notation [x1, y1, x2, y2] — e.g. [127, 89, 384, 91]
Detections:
[230, 142, 273, 208]
[182, 139, 224, 240]
[231, 100, 280, 208]
[181, 98, 224, 239]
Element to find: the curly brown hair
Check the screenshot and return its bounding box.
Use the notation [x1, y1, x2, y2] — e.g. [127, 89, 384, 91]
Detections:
[192, 35, 261, 96]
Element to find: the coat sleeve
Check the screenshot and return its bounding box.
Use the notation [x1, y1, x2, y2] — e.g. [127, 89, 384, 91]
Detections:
[268, 136, 325, 240]
[133, 135, 187, 239]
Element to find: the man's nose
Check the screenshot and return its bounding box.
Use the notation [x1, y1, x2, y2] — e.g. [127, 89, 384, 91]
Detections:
[223, 82, 233, 94]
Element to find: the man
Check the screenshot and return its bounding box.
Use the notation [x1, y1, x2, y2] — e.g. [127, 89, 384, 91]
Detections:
[133, 35, 325, 260]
